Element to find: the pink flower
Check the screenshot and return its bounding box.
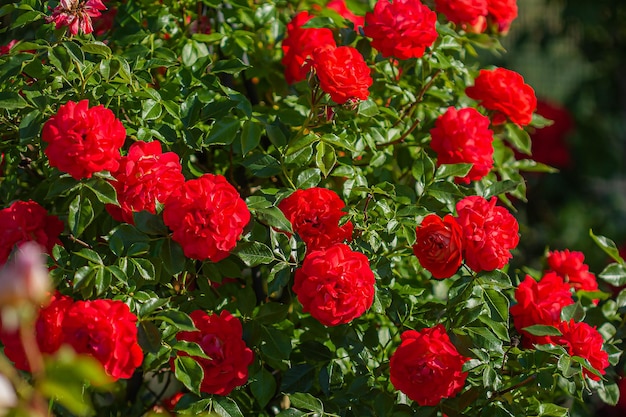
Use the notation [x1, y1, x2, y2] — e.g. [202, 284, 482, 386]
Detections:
[46, 0, 107, 36]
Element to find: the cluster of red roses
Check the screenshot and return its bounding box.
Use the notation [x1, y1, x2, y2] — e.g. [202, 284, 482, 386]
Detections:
[42, 100, 251, 263]
[511, 250, 608, 380]
[279, 187, 375, 326]
[435, 0, 518, 34]
[413, 195, 520, 278]
[0, 293, 143, 381]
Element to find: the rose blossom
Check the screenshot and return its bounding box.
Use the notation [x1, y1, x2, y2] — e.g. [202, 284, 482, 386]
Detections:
[0, 292, 73, 372]
[0, 200, 64, 264]
[310, 45, 372, 104]
[293, 243, 375, 326]
[455, 196, 519, 272]
[62, 299, 144, 380]
[526, 100, 573, 168]
[412, 214, 463, 279]
[390, 324, 469, 406]
[430, 107, 494, 184]
[106, 141, 185, 224]
[487, 0, 518, 34]
[363, 0, 438, 60]
[546, 249, 598, 293]
[46, 0, 107, 36]
[0, 40, 18, 55]
[42, 100, 126, 180]
[281, 11, 337, 84]
[435, 0, 488, 29]
[510, 273, 574, 347]
[466, 67, 537, 126]
[552, 320, 609, 381]
[163, 174, 250, 262]
[173, 310, 253, 395]
[278, 187, 353, 251]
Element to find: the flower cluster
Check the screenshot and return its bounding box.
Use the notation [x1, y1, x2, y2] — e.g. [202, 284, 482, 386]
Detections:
[163, 174, 250, 262]
[0, 200, 63, 264]
[279, 187, 353, 251]
[510, 268, 608, 380]
[42, 100, 126, 180]
[466, 67, 537, 126]
[435, 0, 518, 34]
[546, 249, 598, 293]
[106, 141, 185, 224]
[430, 106, 495, 184]
[293, 243, 375, 326]
[173, 310, 253, 395]
[413, 195, 519, 278]
[390, 325, 469, 406]
[0, 294, 143, 380]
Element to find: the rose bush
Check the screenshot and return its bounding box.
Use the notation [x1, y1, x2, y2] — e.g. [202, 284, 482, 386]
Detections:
[0, 0, 624, 416]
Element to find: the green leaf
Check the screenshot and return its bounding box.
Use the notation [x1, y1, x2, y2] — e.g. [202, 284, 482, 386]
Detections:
[253, 205, 293, 233]
[234, 241, 275, 267]
[590, 230, 623, 264]
[155, 310, 197, 331]
[211, 58, 250, 75]
[160, 238, 186, 276]
[522, 325, 562, 337]
[173, 340, 210, 359]
[240, 119, 263, 155]
[204, 117, 240, 146]
[301, 16, 335, 28]
[598, 382, 620, 406]
[213, 397, 245, 417]
[483, 180, 519, 199]
[73, 248, 103, 265]
[260, 325, 293, 362]
[174, 356, 204, 395]
[599, 263, 626, 286]
[80, 41, 112, 57]
[84, 178, 118, 205]
[483, 288, 509, 322]
[250, 368, 277, 409]
[0, 92, 28, 110]
[68, 194, 95, 237]
[435, 163, 473, 180]
[130, 258, 156, 281]
[561, 302, 585, 322]
[289, 393, 324, 414]
[530, 112, 554, 129]
[358, 99, 379, 117]
[142, 98, 163, 120]
[296, 168, 321, 189]
[505, 123, 531, 155]
[315, 141, 336, 178]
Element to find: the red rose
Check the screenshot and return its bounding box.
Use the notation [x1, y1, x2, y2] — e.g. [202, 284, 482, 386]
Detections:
[281, 11, 337, 84]
[106, 141, 185, 224]
[46, 0, 107, 36]
[487, 0, 518, 34]
[310, 45, 372, 104]
[466, 68, 537, 126]
[0, 200, 64, 264]
[293, 243, 375, 326]
[435, 0, 488, 29]
[389, 325, 469, 406]
[173, 310, 253, 395]
[412, 214, 464, 279]
[546, 249, 598, 293]
[455, 196, 519, 272]
[278, 187, 353, 251]
[42, 100, 126, 179]
[510, 273, 574, 347]
[552, 320, 609, 381]
[163, 174, 250, 262]
[0, 292, 72, 372]
[0, 40, 18, 55]
[62, 299, 144, 380]
[527, 100, 573, 168]
[430, 107, 494, 184]
[363, 0, 438, 60]
[327, 0, 365, 28]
